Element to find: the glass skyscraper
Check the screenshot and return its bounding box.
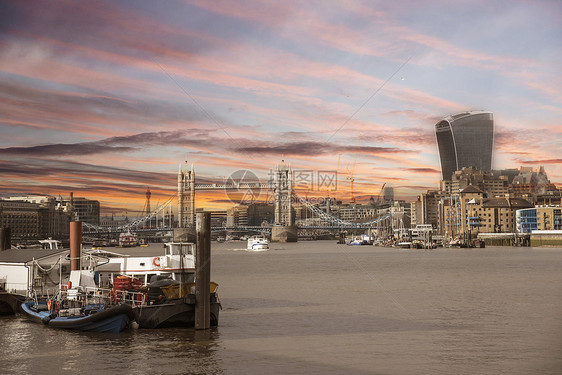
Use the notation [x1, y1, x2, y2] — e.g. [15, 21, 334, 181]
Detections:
[435, 111, 494, 180]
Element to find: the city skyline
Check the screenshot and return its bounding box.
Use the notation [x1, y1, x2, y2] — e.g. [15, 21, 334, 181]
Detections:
[1, 1, 561, 214]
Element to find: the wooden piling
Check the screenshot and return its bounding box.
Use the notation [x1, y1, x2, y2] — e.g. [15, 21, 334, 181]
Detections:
[70, 221, 82, 271]
[195, 212, 211, 330]
[0, 227, 10, 251]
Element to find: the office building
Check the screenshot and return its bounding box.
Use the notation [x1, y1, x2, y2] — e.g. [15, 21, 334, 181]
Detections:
[383, 186, 394, 203]
[0, 196, 71, 240]
[435, 111, 494, 180]
[440, 167, 509, 198]
[67, 197, 101, 225]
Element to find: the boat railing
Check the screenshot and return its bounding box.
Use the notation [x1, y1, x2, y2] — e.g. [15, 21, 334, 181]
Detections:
[56, 286, 113, 308]
[111, 288, 148, 307]
[31, 289, 40, 306]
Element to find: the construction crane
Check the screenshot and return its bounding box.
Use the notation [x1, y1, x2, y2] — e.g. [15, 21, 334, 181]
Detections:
[327, 155, 341, 199]
[325, 154, 341, 215]
[346, 136, 361, 204]
[346, 162, 356, 204]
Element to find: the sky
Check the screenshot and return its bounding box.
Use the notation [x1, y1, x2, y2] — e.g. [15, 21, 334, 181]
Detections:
[1, 0, 561, 216]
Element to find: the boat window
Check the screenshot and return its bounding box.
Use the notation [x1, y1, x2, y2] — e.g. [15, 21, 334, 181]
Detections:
[182, 245, 193, 255]
[165, 244, 194, 255]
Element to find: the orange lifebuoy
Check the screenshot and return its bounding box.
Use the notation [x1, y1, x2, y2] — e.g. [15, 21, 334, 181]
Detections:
[47, 299, 52, 311]
[152, 257, 160, 267]
[54, 302, 60, 313]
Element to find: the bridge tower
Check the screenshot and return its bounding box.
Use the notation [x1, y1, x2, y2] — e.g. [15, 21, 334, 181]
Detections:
[177, 161, 195, 227]
[272, 161, 297, 242]
[274, 161, 293, 225]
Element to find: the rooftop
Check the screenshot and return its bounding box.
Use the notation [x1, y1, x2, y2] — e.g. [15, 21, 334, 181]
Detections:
[482, 197, 533, 209]
[461, 185, 484, 194]
[0, 248, 69, 263]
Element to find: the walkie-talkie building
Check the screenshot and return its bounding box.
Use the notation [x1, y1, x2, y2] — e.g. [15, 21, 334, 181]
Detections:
[435, 111, 494, 180]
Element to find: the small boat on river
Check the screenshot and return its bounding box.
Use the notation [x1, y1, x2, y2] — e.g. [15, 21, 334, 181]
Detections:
[118, 231, 138, 247]
[21, 300, 135, 333]
[247, 236, 269, 251]
[347, 235, 371, 246]
[20, 270, 136, 333]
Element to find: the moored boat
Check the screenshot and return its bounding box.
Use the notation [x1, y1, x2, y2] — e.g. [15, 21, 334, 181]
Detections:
[118, 231, 138, 247]
[20, 270, 136, 333]
[21, 300, 135, 333]
[0, 291, 25, 315]
[397, 241, 412, 249]
[134, 283, 221, 329]
[89, 242, 221, 329]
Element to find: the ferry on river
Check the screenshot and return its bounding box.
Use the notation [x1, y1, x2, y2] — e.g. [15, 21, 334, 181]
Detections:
[247, 236, 269, 251]
[118, 231, 138, 247]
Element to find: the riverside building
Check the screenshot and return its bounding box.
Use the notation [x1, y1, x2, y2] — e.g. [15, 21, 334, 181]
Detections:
[0, 196, 71, 240]
[412, 166, 558, 238]
[442, 186, 533, 239]
[516, 206, 562, 233]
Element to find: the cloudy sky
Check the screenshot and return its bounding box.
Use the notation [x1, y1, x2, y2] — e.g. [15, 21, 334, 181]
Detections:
[1, 0, 561, 215]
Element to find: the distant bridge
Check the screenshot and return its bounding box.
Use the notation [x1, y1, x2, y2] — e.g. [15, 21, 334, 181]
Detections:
[81, 162, 393, 236]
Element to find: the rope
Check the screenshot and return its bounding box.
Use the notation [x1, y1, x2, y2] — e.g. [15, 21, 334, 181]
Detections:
[33, 257, 61, 273]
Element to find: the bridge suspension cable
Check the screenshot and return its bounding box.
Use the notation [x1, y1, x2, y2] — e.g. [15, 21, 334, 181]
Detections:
[82, 195, 175, 232]
[294, 193, 392, 228]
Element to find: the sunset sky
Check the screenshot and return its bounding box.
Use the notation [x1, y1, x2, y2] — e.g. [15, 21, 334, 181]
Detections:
[1, 0, 561, 216]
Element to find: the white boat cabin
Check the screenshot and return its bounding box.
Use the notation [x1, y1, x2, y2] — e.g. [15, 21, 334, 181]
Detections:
[0, 248, 70, 296]
[93, 242, 196, 287]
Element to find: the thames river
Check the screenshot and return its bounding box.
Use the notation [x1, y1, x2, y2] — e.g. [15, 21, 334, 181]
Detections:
[1, 241, 561, 374]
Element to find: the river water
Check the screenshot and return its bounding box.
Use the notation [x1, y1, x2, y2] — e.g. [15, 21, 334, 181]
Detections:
[1, 241, 561, 374]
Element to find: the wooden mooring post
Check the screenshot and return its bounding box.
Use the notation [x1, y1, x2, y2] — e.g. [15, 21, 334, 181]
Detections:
[70, 221, 82, 271]
[195, 212, 211, 330]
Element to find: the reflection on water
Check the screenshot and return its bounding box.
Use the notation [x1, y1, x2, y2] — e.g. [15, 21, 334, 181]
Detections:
[1, 242, 562, 374]
[0, 318, 223, 375]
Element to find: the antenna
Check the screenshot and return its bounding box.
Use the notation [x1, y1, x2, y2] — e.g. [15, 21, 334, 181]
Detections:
[143, 187, 151, 215]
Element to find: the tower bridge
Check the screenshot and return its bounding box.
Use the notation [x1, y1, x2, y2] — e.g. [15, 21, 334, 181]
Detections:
[82, 161, 393, 241]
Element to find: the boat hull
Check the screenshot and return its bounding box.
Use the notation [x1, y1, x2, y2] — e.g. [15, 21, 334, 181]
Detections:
[21, 302, 135, 333]
[21, 301, 51, 324]
[248, 244, 269, 251]
[135, 295, 220, 329]
[0, 292, 26, 315]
